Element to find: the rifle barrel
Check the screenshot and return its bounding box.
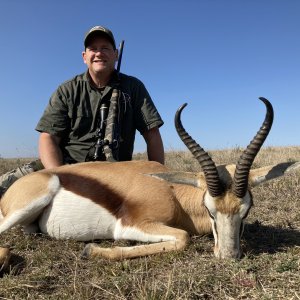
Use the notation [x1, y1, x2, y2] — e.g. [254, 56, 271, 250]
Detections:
[117, 40, 125, 73]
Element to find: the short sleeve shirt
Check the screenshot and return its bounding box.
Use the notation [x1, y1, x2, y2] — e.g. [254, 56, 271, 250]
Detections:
[35, 71, 164, 163]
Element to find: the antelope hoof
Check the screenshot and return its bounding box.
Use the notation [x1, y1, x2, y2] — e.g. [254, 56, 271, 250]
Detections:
[81, 243, 96, 259]
[0, 247, 11, 272]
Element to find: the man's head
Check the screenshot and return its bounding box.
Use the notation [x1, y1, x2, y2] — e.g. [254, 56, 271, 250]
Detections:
[82, 26, 118, 82]
[84, 26, 116, 50]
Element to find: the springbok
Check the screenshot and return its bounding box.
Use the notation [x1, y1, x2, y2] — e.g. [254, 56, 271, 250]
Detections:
[0, 97, 299, 268]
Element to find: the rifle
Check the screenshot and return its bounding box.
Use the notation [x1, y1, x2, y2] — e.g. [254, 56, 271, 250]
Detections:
[117, 40, 125, 73]
[85, 40, 125, 162]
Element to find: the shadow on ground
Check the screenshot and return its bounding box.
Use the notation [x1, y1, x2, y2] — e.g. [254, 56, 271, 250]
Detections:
[243, 221, 300, 255]
[0, 253, 25, 277]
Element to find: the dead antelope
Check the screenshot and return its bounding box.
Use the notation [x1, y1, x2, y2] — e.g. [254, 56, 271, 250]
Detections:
[0, 97, 299, 267]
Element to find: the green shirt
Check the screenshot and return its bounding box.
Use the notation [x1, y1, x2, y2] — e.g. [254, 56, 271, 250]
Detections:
[36, 71, 164, 163]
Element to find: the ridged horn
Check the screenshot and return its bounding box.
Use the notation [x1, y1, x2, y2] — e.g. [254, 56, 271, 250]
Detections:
[175, 103, 223, 197]
[232, 97, 274, 198]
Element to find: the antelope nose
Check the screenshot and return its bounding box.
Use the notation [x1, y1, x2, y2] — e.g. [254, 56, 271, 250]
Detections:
[216, 249, 241, 259]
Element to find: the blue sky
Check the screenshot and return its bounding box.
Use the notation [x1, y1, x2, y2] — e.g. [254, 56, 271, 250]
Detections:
[0, 0, 299, 158]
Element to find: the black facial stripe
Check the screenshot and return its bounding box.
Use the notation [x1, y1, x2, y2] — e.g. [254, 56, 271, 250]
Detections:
[204, 205, 215, 220]
[204, 205, 218, 236]
[242, 207, 251, 220]
[214, 221, 218, 236]
[241, 192, 253, 219]
[240, 221, 245, 237]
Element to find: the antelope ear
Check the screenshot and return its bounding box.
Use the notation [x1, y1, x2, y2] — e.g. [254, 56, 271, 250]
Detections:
[147, 171, 203, 188]
[249, 161, 300, 187]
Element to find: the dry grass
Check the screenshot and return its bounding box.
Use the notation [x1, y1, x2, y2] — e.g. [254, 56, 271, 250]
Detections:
[0, 146, 300, 299]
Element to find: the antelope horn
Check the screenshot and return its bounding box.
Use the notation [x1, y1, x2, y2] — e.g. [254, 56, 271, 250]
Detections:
[175, 103, 223, 197]
[232, 97, 274, 198]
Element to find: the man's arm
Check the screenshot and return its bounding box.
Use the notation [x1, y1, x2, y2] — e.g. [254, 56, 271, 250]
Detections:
[38, 132, 64, 169]
[142, 127, 165, 164]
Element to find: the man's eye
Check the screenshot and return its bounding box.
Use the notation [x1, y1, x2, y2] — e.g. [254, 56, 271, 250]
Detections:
[87, 47, 112, 53]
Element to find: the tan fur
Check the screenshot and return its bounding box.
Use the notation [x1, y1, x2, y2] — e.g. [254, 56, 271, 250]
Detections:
[0, 247, 10, 271]
[215, 192, 241, 215]
[0, 172, 53, 216]
[172, 184, 211, 234]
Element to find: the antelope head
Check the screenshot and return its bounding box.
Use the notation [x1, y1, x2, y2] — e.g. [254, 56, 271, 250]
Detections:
[175, 97, 274, 258]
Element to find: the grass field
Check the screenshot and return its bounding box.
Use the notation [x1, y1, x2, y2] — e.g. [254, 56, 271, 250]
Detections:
[0, 146, 299, 299]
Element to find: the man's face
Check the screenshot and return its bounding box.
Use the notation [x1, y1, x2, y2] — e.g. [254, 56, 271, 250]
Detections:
[82, 36, 118, 76]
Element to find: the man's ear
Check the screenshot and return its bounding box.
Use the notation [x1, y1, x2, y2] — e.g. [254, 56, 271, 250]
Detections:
[82, 51, 87, 64]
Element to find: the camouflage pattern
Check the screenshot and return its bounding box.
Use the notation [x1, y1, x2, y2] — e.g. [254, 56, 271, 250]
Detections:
[103, 87, 120, 162]
[0, 160, 44, 197]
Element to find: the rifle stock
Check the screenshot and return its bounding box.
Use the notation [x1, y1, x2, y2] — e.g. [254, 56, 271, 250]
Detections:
[85, 39, 125, 162]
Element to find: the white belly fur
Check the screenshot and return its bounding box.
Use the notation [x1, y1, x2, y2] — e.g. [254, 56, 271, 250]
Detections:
[39, 188, 117, 241]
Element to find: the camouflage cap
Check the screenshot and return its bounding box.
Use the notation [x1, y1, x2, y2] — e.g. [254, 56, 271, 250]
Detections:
[84, 26, 116, 49]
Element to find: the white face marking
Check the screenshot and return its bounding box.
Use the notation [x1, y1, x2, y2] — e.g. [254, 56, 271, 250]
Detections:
[39, 188, 118, 241]
[204, 191, 252, 259]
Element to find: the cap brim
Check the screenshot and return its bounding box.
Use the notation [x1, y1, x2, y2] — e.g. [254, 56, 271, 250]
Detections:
[84, 30, 116, 49]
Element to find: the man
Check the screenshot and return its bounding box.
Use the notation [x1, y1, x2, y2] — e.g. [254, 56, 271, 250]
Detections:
[0, 25, 164, 196]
